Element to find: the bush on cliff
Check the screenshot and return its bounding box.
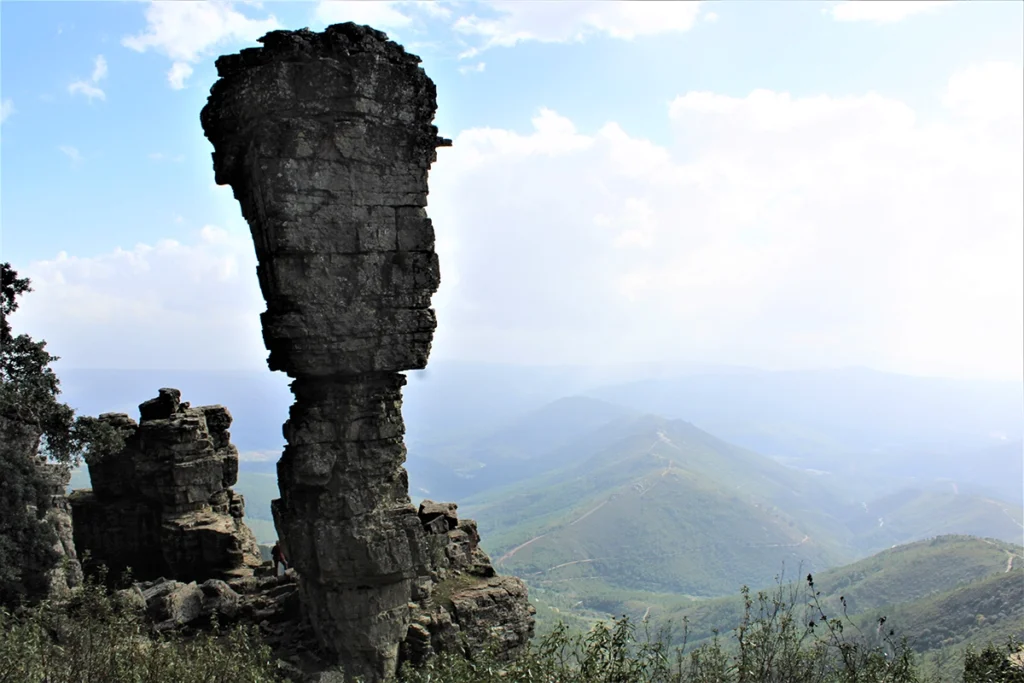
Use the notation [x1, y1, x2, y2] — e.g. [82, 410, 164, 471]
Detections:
[0, 263, 123, 606]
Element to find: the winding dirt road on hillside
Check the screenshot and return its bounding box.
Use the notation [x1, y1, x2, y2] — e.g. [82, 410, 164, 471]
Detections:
[497, 534, 548, 565]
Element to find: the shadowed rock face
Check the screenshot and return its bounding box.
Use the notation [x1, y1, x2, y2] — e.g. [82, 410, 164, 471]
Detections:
[69, 388, 262, 583]
[201, 22, 532, 682]
[0, 411, 83, 601]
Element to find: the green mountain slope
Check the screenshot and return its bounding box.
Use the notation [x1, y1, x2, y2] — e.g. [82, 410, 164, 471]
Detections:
[650, 535, 1023, 648]
[885, 566, 1024, 677]
[843, 489, 1024, 551]
[464, 415, 856, 597]
[406, 396, 640, 501]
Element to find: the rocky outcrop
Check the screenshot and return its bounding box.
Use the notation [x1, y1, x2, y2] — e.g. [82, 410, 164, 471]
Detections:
[69, 388, 262, 583]
[0, 410, 83, 602]
[200, 22, 533, 682]
[402, 501, 535, 666]
[36, 461, 85, 598]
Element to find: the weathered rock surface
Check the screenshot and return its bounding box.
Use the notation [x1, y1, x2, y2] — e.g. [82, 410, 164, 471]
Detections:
[200, 22, 532, 681]
[402, 501, 536, 667]
[36, 461, 85, 598]
[69, 388, 262, 582]
[0, 409, 83, 601]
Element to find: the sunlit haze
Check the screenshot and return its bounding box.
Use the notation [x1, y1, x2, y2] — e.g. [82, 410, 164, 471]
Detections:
[2, 0, 1022, 381]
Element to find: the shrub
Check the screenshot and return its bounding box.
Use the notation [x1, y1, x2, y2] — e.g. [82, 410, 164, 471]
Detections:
[963, 639, 1024, 683]
[0, 576, 282, 683]
[393, 574, 925, 683]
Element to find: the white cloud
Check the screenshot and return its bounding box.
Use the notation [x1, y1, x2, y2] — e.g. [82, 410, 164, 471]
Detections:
[942, 61, 1024, 122]
[417, 1, 453, 20]
[12, 226, 267, 371]
[422, 61, 1023, 380]
[458, 61, 486, 75]
[313, 0, 414, 29]
[68, 55, 108, 101]
[122, 1, 280, 89]
[167, 62, 194, 90]
[453, 0, 704, 56]
[829, 1, 952, 23]
[91, 54, 108, 82]
[704, 11, 719, 23]
[68, 82, 105, 101]
[58, 145, 83, 163]
[311, 1, 455, 30]
[19, 62, 1024, 382]
[0, 99, 13, 124]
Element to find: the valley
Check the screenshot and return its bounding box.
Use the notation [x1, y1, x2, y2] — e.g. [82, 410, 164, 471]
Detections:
[62, 362, 1024, 673]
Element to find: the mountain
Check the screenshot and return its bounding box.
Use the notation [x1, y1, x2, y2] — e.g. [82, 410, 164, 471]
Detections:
[405, 396, 640, 501]
[460, 415, 856, 598]
[586, 367, 1022, 458]
[884, 564, 1024, 678]
[55, 364, 1023, 508]
[646, 535, 1023, 674]
[841, 489, 1024, 552]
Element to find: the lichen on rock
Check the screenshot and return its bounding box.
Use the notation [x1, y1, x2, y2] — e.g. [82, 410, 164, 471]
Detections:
[200, 21, 533, 682]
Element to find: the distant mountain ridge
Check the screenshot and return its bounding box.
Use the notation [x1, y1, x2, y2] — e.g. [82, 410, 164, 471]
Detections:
[460, 414, 856, 597]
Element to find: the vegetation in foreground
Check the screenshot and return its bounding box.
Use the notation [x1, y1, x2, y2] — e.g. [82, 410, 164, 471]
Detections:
[3, 558, 1022, 683]
[0, 577, 280, 683]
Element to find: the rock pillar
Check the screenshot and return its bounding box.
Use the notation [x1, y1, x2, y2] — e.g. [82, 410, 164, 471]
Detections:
[201, 23, 452, 681]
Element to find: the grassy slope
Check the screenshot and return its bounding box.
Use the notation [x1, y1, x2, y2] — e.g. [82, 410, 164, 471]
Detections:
[464, 416, 854, 598]
[650, 535, 1023, 649]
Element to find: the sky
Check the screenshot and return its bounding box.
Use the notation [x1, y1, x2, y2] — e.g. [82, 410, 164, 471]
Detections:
[1, 0, 1022, 382]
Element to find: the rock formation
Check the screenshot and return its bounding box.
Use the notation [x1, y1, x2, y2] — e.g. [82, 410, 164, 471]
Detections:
[200, 22, 533, 682]
[35, 460, 85, 598]
[0, 409, 83, 602]
[69, 388, 262, 583]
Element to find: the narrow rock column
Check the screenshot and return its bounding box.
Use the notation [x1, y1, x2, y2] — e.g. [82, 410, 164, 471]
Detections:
[201, 23, 450, 681]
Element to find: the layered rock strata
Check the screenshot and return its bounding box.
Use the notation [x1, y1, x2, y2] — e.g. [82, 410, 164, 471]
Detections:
[69, 388, 262, 582]
[402, 501, 535, 667]
[200, 22, 533, 682]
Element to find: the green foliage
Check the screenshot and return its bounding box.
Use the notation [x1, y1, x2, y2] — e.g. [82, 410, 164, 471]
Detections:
[0, 577, 282, 683]
[393, 576, 926, 683]
[881, 567, 1024, 680]
[962, 640, 1024, 683]
[0, 263, 123, 467]
[650, 536, 1023, 682]
[0, 435, 60, 604]
[0, 263, 125, 607]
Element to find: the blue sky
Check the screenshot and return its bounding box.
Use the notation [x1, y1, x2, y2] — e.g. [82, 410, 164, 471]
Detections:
[1, 1, 1022, 381]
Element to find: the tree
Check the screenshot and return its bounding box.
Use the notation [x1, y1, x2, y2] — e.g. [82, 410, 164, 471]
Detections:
[0, 262, 122, 605]
[963, 640, 1024, 683]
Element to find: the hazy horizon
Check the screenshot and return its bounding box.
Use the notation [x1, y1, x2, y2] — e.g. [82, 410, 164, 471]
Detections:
[45, 359, 1024, 386]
